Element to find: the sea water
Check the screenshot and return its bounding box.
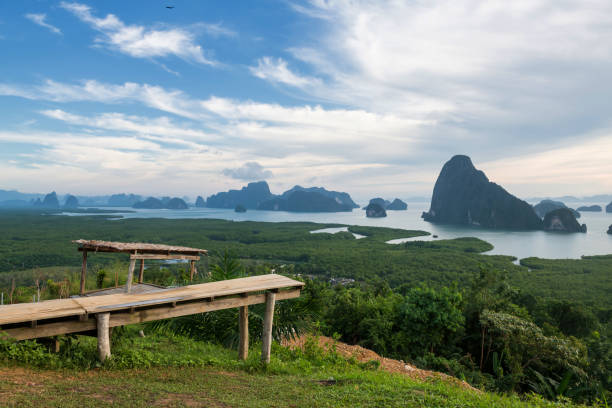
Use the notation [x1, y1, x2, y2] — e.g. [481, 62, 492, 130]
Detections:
[62, 202, 612, 260]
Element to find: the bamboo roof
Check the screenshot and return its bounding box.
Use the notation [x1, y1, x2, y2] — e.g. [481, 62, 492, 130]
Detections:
[73, 240, 208, 255]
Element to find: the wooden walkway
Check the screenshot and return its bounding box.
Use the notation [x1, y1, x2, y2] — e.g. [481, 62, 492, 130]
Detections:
[0, 274, 304, 363]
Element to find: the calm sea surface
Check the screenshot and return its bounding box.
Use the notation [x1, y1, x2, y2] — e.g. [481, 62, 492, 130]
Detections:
[66, 202, 612, 260]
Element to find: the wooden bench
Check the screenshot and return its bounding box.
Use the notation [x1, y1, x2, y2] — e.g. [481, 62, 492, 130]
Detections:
[0, 274, 304, 363]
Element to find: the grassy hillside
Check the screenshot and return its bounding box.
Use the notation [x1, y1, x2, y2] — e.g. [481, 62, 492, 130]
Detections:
[0, 327, 593, 408]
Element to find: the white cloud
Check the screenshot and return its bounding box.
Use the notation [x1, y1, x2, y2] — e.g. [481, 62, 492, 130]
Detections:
[40, 109, 216, 142]
[222, 162, 273, 180]
[60, 2, 216, 65]
[250, 57, 321, 88]
[25, 13, 62, 35]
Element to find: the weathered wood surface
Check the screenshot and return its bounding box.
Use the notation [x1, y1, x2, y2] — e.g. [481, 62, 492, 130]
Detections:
[261, 291, 276, 364]
[138, 259, 145, 283]
[238, 305, 249, 360]
[0, 298, 86, 325]
[130, 254, 200, 261]
[74, 240, 207, 255]
[80, 250, 88, 296]
[2, 288, 301, 340]
[0, 274, 303, 326]
[96, 313, 111, 361]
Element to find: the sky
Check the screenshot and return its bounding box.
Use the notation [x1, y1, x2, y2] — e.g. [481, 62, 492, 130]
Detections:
[1, 0, 611, 202]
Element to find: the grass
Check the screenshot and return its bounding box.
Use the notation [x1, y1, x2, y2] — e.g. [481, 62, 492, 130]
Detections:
[0, 327, 597, 407]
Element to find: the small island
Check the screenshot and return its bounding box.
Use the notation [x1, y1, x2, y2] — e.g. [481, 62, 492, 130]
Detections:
[365, 202, 387, 218]
[133, 197, 188, 210]
[543, 208, 586, 233]
[576, 205, 602, 212]
[608, 224, 612, 234]
[235, 204, 247, 213]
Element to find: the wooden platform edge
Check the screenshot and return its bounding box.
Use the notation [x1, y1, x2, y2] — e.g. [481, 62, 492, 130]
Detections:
[0, 288, 301, 341]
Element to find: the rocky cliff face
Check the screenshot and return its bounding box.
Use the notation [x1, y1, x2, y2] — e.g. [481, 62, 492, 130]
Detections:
[206, 181, 274, 209]
[608, 224, 612, 234]
[365, 203, 387, 218]
[533, 200, 580, 219]
[259, 190, 353, 212]
[108, 193, 142, 207]
[422, 155, 542, 230]
[64, 194, 79, 209]
[195, 196, 206, 208]
[35, 192, 60, 209]
[607, 202, 612, 213]
[387, 198, 408, 210]
[543, 208, 587, 233]
[133, 197, 187, 209]
[281, 186, 359, 209]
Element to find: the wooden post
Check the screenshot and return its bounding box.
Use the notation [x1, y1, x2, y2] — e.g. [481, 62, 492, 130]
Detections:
[126, 259, 136, 294]
[261, 291, 276, 364]
[53, 338, 60, 353]
[80, 250, 88, 296]
[138, 259, 144, 283]
[238, 306, 249, 360]
[96, 313, 111, 362]
[189, 260, 195, 282]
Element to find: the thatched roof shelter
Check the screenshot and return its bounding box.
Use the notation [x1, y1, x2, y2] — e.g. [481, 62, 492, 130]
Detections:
[73, 240, 208, 295]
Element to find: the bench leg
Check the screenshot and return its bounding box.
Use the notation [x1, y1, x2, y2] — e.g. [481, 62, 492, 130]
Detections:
[126, 260, 136, 294]
[238, 305, 249, 360]
[261, 292, 276, 364]
[97, 312, 111, 362]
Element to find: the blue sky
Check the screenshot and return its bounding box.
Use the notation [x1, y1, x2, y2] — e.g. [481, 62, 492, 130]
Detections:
[1, 1, 611, 201]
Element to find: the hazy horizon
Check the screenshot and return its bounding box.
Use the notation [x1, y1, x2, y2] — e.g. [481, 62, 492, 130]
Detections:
[2, 1, 612, 199]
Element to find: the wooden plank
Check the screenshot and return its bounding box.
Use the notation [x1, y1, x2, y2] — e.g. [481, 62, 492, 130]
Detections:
[238, 305, 249, 360]
[0, 298, 86, 325]
[130, 254, 200, 261]
[73, 274, 303, 314]
[2, 318, 96, 340]
[107, 289, 299, 327]
[0, 274, 303, 324]
[261, 291, 276, 364]
[80, 250, 87, 296]
[0, 288, 300, 340]
[189, 260, 195, 282]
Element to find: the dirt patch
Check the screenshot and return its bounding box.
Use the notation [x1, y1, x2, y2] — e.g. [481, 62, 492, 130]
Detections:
[153, 393, 232, 408]
[282, 335, 478, 392]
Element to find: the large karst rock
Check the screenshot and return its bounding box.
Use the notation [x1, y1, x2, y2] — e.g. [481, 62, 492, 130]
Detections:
[533, 199, 580, 219]
[422, 155, 542, 230]
[195, 196, 206, 208]
[64, 194, 79, 209]
[107, 193, 142, 206]
[36, 192, 60, 209]
[133, 197, 187, 209]
[258, 190, 353, 212]
[206, 181, 273, 209]
[281, 186, 359, 209]
[387, 198, 408, 210]
[365, 202, 387, 218]
[543, 208, 587, 233]
[607, 201, 612, 213]
[608, 224, 612, 234]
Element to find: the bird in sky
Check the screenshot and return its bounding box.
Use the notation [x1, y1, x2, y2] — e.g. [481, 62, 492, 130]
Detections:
[166, 6, 174, 9]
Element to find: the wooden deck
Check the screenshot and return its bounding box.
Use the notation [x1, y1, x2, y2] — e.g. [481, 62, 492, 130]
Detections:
[0, 274, 304, 363]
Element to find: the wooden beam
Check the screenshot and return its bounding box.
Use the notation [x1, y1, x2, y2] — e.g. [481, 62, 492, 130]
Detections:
[238, 306, 248, 360]
[138, 259, 144, 283]
[96, 313, 111, 362]
[126, 259, 136, 294]
[2, 289, 300, 341]
[189, 260, 195, 282]
[80, 250, 88, 296]
[130, 254, 200, 261]
[261, 291, 276, 364]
